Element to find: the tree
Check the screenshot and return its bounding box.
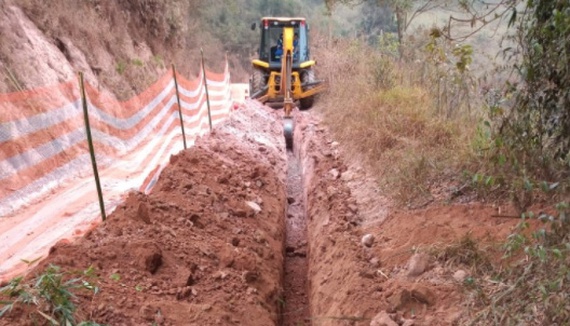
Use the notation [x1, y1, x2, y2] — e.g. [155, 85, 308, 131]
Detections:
[435, 0, 570, 175]
[437, 0, 520, 41]
[359, 1, 397, 44]
[254, 0, 301, 16]
[506, 0, 570, 163]
[325, 0, 449, 57]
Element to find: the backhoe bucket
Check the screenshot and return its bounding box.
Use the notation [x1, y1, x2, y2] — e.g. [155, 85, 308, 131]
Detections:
[283, 117, 294, 150]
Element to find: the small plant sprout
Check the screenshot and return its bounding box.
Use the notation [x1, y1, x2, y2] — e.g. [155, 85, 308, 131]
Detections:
[0, 265, 101, 325]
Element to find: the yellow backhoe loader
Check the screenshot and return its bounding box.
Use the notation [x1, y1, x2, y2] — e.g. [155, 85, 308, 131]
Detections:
[250, 17, 326, 149]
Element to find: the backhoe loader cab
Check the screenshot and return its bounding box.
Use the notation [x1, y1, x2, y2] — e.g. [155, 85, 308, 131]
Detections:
[255, 18, 310, 67]
[249, 17, 325, 112]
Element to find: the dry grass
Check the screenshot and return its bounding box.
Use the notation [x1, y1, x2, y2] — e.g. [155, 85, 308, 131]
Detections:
[313, 35, 477, 205]
[462, 209, 570, 325]
[431, 233, 495, 275]
[426, 212, 570, 325]
[11, 0, 225, 99]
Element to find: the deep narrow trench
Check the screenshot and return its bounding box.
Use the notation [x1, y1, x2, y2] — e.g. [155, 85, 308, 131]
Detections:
[281, 150, 310, 326]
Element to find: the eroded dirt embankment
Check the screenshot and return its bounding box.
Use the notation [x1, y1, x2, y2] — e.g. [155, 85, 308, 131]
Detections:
[0, 105, 289, 326]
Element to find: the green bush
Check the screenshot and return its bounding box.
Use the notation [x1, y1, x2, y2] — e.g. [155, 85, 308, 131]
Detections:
[466, 203, 570, 325]
[0, 265, 101, 326]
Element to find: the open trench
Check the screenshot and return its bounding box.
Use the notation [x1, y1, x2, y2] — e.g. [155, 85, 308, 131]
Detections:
[0, 101, 393, 326]
[281, 149, 310, 326]
[277, 111, 368, 326]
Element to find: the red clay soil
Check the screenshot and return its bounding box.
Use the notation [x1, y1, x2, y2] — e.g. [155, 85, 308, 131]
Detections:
[294, 110, 522, 326]
[0, 104, 289, 326]
[1, 101, 525, 326]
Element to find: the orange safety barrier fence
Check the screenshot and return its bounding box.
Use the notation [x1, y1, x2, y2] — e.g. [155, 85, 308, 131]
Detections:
[0, 61, 233, 282]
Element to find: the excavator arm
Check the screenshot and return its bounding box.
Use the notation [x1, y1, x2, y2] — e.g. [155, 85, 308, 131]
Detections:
[249, 17, 326, 150]
[280, 27, 295, 149]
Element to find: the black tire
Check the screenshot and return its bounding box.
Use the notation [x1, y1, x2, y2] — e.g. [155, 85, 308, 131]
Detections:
[299, 69, 316, 110]
[249, 68, 266, 99]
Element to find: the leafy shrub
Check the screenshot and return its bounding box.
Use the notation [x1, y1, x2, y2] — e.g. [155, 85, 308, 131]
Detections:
[475, 0, 570, 206]
[465, 203, 570, 325]
[0, 265, 101, 326]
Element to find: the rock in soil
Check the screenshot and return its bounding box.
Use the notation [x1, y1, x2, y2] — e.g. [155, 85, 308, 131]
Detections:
[453, 269, 467, 283]
[411, 284, 436, 306]
[370, 257, 380, 268]
[246, 201, 262, 214]
[402, 319, 415, 326]
[387, 289, 411, 312]
[137, 202, 151, 224]
[370, 311, 398, 326]
[134, 242, 163, 274]
[362, 234, 375, 247]
[407, 253, 430, 277]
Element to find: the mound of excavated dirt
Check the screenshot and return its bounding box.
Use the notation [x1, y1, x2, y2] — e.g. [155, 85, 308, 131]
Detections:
[0, 104, 289, 325]
[1, 99, 524, 326]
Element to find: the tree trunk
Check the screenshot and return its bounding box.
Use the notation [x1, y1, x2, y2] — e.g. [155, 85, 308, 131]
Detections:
[395, 6, 406, 59]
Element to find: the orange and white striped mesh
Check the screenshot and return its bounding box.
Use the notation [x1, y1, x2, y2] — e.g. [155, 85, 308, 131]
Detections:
[0, 63, 232, 282]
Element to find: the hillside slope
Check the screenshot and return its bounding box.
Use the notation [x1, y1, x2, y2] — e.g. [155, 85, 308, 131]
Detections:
[0, 0, 226, 98]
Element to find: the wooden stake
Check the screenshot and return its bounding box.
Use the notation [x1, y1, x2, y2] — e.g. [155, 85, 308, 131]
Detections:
[78, 72, 106, 221]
